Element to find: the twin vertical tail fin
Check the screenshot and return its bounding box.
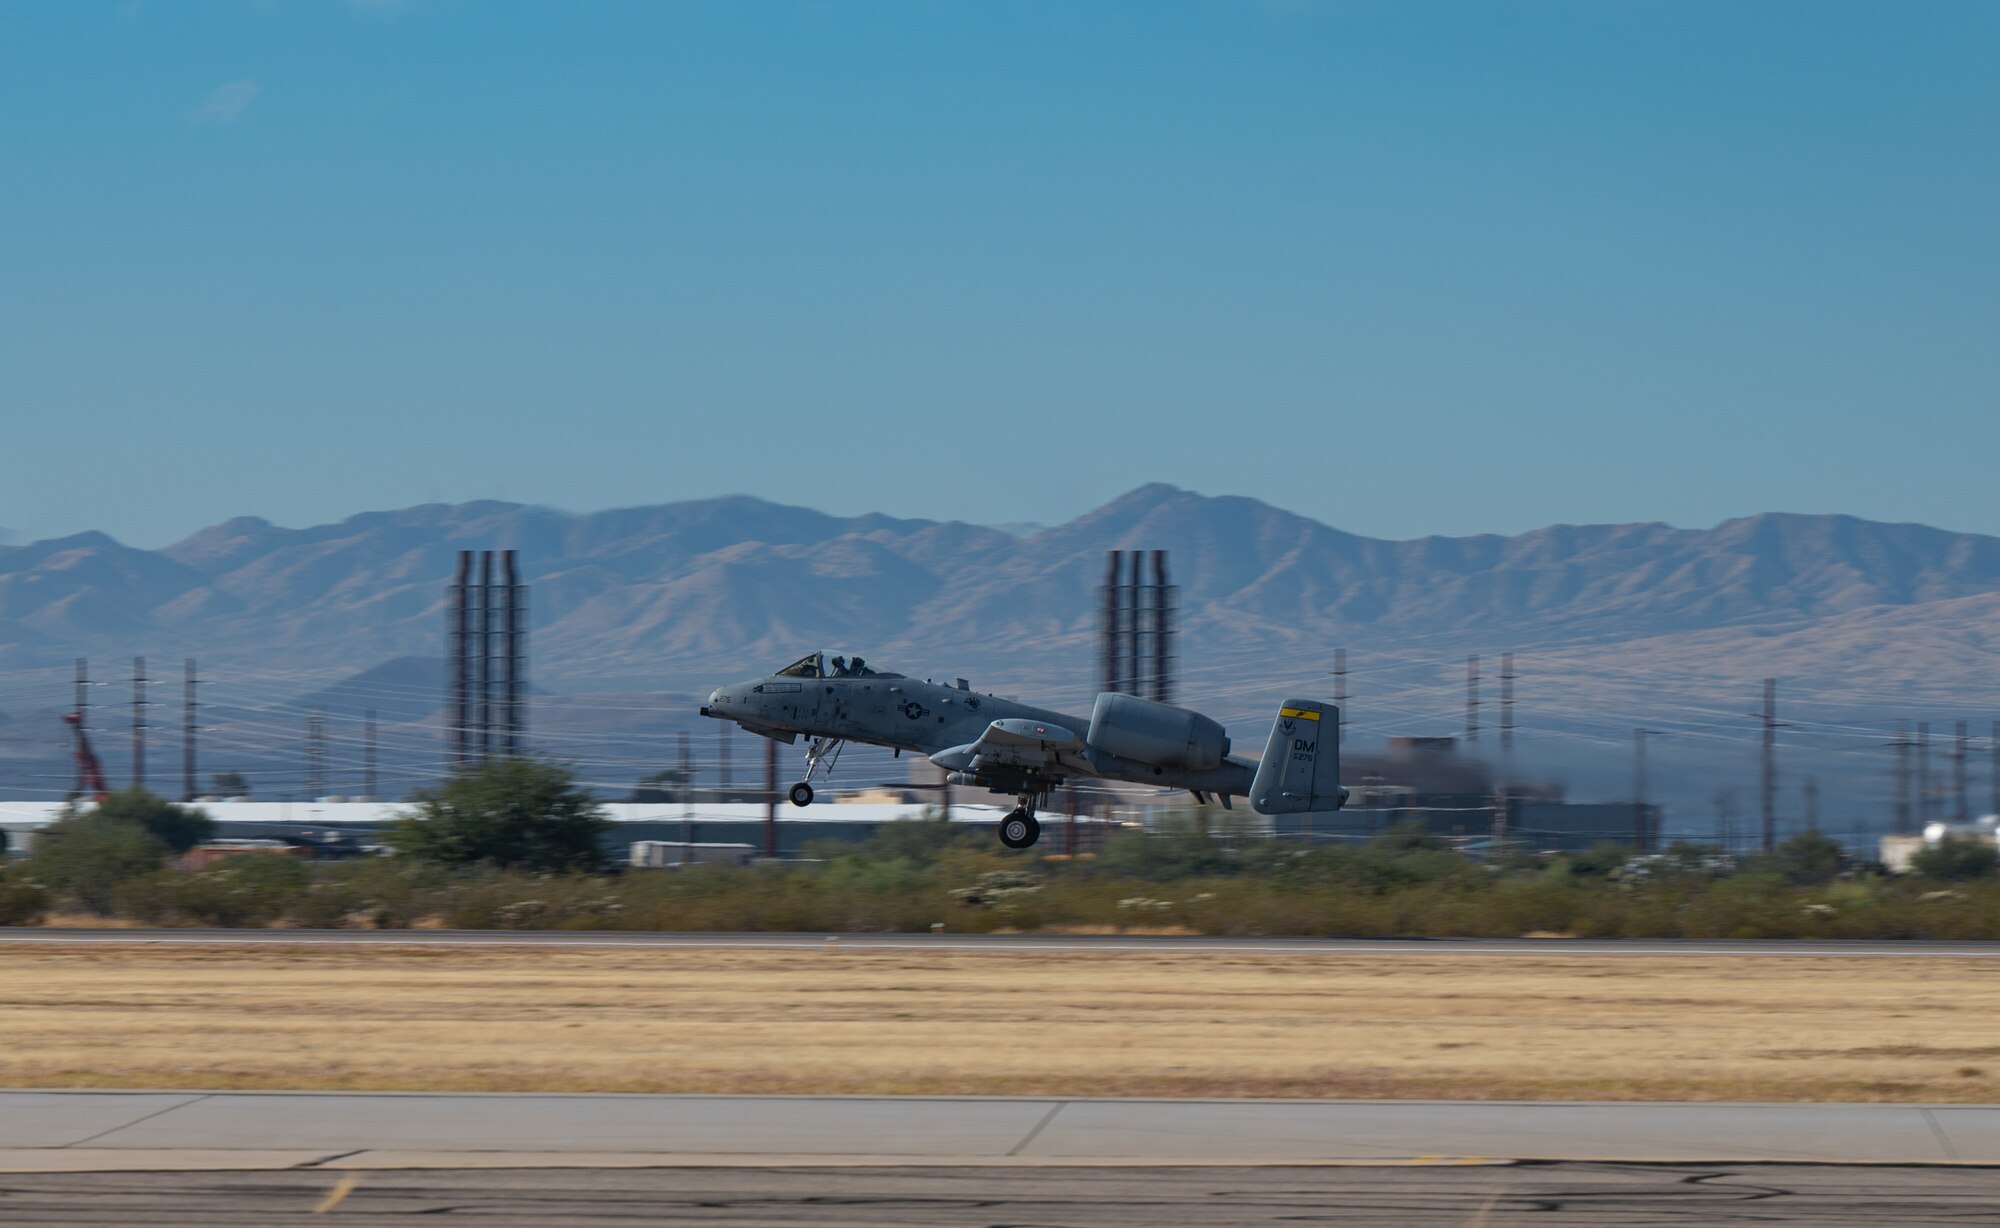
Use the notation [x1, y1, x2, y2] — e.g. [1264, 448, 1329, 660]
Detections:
[1249, 699, 1347, 815]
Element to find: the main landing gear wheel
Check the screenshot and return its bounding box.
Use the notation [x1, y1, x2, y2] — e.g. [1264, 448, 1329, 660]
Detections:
[998, 810, 1041, 849]
[788, 782, 815, 807]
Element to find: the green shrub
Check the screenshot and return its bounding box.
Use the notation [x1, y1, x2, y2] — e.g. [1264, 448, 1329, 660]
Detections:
[1911, 837, 1998, 882]
[392, 757, 609, 873]
[28, 813, 167, 915]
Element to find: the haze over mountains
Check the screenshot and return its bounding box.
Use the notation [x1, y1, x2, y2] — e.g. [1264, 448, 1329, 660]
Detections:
[5, 483, 2000, 686]
[3, 484, 1997, 823]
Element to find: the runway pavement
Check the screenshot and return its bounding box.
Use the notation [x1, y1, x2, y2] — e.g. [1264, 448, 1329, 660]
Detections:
[9, 927, 2000, 956]
[8, 1163, 2000, 1226]
[4, 1091, 2000, 1171]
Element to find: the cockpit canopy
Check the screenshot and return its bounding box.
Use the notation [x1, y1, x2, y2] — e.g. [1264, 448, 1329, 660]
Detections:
[774, 651, 900, 680]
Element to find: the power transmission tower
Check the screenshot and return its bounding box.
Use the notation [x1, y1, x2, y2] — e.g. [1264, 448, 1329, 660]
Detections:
[363, 710, 378, 800]
[307, 710, 326, 800]
[1499, 653, 1515, 757]
[1890, 721, 1913, 835]
[1759, 678, 1778, 852]
[1954, 720, 1970, 824]
[182, 658, 197, 802]
[131, 656, 148, 792]
[1466, 655, 1480, 743]
[1803, 775, 1819, 833]
[1991, 719, 1999, 821]
[1332, 648, 1347, 737]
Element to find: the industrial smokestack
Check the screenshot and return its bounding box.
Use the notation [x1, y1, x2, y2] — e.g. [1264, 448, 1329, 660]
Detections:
[447, 550, 471, 771]
[1148, 550, 1174, 704]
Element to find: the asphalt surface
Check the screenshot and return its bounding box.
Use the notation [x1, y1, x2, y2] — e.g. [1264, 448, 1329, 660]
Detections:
[6, 1164, 2000, 1225]
[7, 1092, 2000, 1167]
[10, 927, 2000, 956]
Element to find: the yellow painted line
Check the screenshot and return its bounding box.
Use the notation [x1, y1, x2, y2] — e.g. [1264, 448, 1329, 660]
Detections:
[314, 1174, 359, 1214]
[1278, 707, 1320, 720]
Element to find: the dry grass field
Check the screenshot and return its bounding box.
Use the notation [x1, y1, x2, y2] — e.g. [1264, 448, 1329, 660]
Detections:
[3, 944, 1999, 1101]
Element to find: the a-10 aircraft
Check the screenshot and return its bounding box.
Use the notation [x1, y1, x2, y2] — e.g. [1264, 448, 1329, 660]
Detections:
[701, 651, 1346, 848]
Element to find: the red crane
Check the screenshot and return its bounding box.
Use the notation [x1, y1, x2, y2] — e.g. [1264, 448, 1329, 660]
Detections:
[63, 711, 109, 804]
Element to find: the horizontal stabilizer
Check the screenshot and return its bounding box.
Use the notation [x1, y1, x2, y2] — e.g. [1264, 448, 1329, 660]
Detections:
[1249, 700, 1346, 815]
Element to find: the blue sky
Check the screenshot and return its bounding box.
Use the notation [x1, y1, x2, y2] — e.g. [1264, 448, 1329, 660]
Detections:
[1, 0, 1995, 548]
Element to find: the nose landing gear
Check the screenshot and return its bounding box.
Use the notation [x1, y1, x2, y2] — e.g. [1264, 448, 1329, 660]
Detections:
[999, 810, 1040, 849]
[789, 737, 845, 807]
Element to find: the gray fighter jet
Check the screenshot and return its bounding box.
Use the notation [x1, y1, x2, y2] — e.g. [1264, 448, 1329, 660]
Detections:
[700, 651, 1346, 848]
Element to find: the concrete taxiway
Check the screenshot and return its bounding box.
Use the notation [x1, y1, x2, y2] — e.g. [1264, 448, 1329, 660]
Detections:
[8, 1164, 2000, 1226]
[4, 1091, 2000, 1171]
[9, 928, 2000, 956]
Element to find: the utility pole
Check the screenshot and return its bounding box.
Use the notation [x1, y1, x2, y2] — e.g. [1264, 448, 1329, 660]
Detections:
[763, 736, 779, 859]
[1891, 720, 1913, 835]
[363, 710, 378, 800]
[1496, 652, 1516, 846]
[1634, 729, 1663, 851]
[307, 710, 326, 800]
[1803, 775, 1819, 833]
[1917, 722, 1932, 827]
[131, 656, 147, 792]
[1466, 655, 1480, 743]
[1759, 678, 1778, 852]
[73, 658, 89, 798]
[1954, 720, 1970, 824]
[1991, 719, 1999, 821]
[679, 730, 694, 866]
[1336, 648, 1352, 736]
[182, 658, 197, 802]
[720, 722, 733, 795]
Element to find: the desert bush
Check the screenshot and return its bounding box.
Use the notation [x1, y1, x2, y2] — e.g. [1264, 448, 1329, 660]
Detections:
[0, 871, 50, 925]
[392, 757, 609, 873]
[28, 813, 167, 915]
[1911, 837, 1999, 882]
[115, 854, 312, 926]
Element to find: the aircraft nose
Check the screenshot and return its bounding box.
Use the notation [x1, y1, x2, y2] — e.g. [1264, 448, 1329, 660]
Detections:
[702, 687, 731, 718]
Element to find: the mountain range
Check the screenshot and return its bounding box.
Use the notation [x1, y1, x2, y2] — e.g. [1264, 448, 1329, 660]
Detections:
[3, 484, 1997, 820]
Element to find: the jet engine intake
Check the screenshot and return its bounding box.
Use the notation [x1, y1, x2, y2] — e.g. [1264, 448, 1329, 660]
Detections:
[1087, 692, 1229, 771]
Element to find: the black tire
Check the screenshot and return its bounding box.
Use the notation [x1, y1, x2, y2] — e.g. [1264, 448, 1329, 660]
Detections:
[788, 782, 814, 808]
[998, 811, 1040, 849]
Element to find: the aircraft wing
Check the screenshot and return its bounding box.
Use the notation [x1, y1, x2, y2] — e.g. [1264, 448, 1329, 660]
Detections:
[930, 718, 1085, 777]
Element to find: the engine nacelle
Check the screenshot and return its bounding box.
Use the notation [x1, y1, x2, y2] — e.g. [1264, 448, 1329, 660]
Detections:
[1087, 692, 1230, 772]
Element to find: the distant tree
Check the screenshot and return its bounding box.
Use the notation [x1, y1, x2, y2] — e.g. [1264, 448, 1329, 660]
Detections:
[1770, 830, 1846, 886]
[1565, 841, 1638, 878]
[92, 789, 216, 855]
[629, 768, 689, 804]
[1369, 820, 1450, 853]
[392, 757, 609, 873]
[27, 812, 167, 914]
[210, 771, 250, 797]
[1911, 837, 1999, 882]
